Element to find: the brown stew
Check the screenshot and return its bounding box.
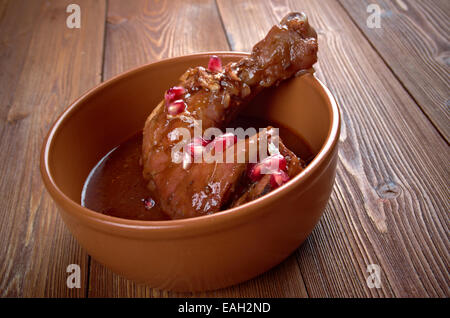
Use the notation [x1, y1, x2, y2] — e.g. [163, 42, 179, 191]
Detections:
[81, 116, 314, 221]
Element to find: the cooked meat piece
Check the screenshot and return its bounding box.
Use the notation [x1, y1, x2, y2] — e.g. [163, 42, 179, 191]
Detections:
[229, 174, 273, 208]
[159, 131, 261, 219]
[142, 12, 318, 219]
[229, 135, 306, 208]
[278, 133, 306, 177]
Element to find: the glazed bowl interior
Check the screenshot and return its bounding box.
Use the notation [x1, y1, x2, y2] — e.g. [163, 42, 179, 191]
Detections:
[45, 52, 333, 218]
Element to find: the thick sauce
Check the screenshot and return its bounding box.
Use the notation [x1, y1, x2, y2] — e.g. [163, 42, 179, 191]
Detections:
[81, 117, 314, 221]
[81, 134, 169, 221]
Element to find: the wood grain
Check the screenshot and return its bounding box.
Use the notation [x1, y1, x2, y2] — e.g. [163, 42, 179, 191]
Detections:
[103, 0, 229, 80]
[216, 0, 449, 297]
[339, 0, 450, 141]
[1, 0, 448, 298]
[88, 0, 309, 298]
[0, 0, 106, 297]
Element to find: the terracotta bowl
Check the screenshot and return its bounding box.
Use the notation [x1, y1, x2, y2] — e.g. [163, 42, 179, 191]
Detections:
[40, 52, 340, 292]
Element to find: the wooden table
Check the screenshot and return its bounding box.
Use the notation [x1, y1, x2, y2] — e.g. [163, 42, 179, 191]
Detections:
[1, 0, 448, 298]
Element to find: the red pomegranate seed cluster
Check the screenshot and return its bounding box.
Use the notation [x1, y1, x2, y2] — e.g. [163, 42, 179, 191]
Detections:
[184, 132, 238, 159]
[165, 55, 222, 116]
[249, 154, 290, 188]
[270, 170, 290, 188]
[165, 86, 186, 116]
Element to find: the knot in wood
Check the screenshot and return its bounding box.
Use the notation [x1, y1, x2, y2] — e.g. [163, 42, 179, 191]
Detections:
[376, 181, 402, 199]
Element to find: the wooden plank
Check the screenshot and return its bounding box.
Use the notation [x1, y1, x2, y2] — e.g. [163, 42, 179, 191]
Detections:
[90, 254, 307, 297]
[103, 0, 229, 80]
[0, 0, 106, 297]
[217, 0, 449, 297]
[88, 0, 309, 297]
[339, 0, 450, 141]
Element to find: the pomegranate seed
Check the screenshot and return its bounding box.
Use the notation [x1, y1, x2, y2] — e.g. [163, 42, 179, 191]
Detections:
[167, 100, 187, 115]
[213, 133, 237, 153]
[247, 163, 256, 177]
[142, 198, 155, 210]
[248, 163, 262, 182]
[270, 170, 290, 188]
[248, 154, 288, 182]
[262, 154, 287, 173]
[186, 137, 209, 158]
[165, 86, 185, 105]
[208, 55, 222, 72]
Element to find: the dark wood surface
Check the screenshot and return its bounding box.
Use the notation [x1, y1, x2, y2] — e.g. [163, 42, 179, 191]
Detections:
[340, 0, 450, 141]
[0, 0, 106, 297]
[0, 0, 448, 297]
